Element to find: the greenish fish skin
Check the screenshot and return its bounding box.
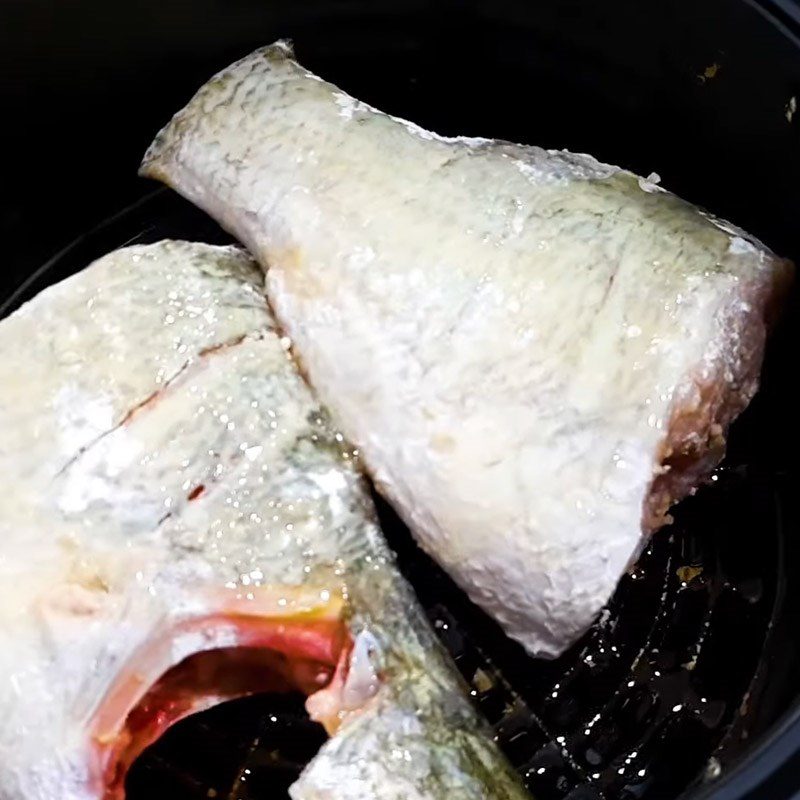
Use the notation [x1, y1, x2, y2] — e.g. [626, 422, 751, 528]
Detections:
[0, 241, 528, 800]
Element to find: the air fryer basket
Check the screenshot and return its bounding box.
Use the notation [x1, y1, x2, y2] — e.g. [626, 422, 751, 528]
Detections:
[2, 0, 800, 798]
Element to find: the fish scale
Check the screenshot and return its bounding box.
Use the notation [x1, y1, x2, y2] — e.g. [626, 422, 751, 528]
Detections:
[128, 465, 781, 800]
[0, 241, 527, 800]
[2, 192, 787, 800]
[140, 40, 791, 660]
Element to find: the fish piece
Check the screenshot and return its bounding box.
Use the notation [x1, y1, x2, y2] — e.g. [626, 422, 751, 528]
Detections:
[0, 241, 527, 800]
[141, 42, 792, 658]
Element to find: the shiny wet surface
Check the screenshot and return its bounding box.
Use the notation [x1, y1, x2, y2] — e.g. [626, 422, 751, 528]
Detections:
[4, 2, 800, 796]
[408, 467, 791, 800]
[123, 462, 792, 800]
[4, 190, 795, 800]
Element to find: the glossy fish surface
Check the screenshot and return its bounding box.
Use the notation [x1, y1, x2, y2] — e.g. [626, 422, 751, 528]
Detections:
[141, 42, 791, 658]
[0, 241, 527, 800]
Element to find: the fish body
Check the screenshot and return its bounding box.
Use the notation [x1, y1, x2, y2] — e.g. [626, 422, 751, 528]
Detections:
[0, 241, 526, 800]
[142, 42, 791, 658]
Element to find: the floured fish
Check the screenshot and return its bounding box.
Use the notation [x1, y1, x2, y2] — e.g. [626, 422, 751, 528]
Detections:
[0, 241, 527, 800]
[141, 42, 792, 658]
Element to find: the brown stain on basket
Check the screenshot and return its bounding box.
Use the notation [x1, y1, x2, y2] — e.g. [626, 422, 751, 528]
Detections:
[698, 63, 721, 83]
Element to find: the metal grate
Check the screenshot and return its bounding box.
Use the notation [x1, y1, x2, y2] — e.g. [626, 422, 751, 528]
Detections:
[125, 467, 785, 800]
[2, 190, 790, 800]
[386, 466, 784, 800]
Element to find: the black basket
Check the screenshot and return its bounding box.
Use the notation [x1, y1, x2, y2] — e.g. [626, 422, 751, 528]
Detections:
[3, 1, 800, 797]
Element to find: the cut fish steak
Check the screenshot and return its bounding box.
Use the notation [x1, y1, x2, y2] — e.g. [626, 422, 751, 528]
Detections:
[141, 41, 792, 658]
[0, 241, 528, 800]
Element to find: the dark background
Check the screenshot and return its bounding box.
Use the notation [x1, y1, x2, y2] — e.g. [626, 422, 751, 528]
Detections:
[4, 0, 800, 297]
[2, 1, 800, 797]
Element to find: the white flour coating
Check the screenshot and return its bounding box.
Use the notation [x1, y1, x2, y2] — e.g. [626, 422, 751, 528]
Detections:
[0, 242, 526, 800]
[141, 42, 791, 658]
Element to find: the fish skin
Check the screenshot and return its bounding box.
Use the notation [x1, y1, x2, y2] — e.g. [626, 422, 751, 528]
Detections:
[141, 42, 792, 658]
[0, 241, 527, 800]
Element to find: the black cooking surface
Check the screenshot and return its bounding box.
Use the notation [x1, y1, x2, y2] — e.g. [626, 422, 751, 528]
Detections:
[4, 0, 800, 797]
[124, 465, 789, 800]
[125, 693, 326, 799]
[2, 189, 796, 800]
